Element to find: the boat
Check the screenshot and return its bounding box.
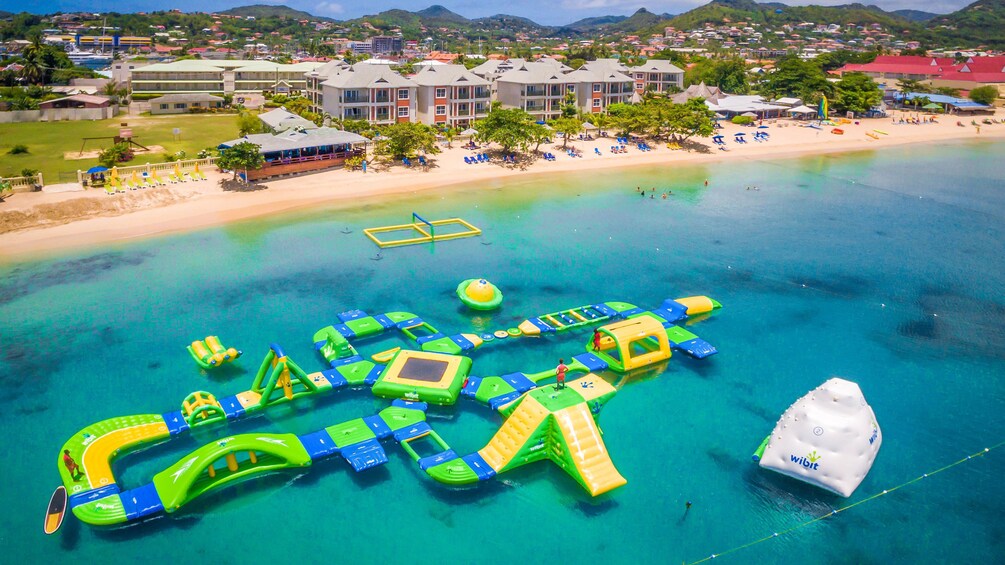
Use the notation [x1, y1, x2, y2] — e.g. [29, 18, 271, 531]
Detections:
[66, 47, 113, 70]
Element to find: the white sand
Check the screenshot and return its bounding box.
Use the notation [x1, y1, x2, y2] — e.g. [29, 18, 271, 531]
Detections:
[1, 112, 1001, 262]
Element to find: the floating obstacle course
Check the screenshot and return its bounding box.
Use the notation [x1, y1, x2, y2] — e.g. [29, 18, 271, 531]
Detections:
[55, 293, 721, 528]
[363, 212, 481, 248]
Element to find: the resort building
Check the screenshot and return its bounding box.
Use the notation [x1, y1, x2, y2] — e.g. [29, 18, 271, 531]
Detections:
[218, 128, 368, 181]
[564, 66, 636, 113]
[629, 60, 685, 94]
[304, 59, 352, 113]
[411, 65, 492, 128]
[495, 61, 579, 122]
[148, 93, 225, 114]
[129, 60, 324, 98]
[313, 63, 418, 125]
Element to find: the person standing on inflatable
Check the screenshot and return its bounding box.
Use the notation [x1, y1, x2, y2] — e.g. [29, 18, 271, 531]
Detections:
[592, 329, 602, 351]
[555, 359, 568, 390]
[63, 450, 81, 480]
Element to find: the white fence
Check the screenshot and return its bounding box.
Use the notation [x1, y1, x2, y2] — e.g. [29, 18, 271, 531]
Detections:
[0, 106, 120, 123]
[77, 157, 216, 184]
[0, 173, 44, 193]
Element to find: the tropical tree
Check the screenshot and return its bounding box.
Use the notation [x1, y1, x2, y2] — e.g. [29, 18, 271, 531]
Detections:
[759, 56, 833, 102]
[969, 85, 999, 106]
[832, 72, 882, 115]
[561, 91, 578, 118]
[664, 98, 716, 143]
[237, 110, 263, 136]
[473, 103, 539, 153]
[216, 142, 264, 181]
[374, 122, 439, 159]
[551, 116, 583, 148]
[685, 57, 749, 94]
[18, 57, 44, 85]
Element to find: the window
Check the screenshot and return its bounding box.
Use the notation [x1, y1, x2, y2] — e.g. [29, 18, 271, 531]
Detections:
[435, 88, 446, 98]
[397, 106, 409, 118]
[160, 104, 168, 110]
[174, 103, 186, 109]
[593, 83, 601, 92]
[593, 98, 601, 108]
[398, 89, 409, 100]
[435, 105, 446, 115]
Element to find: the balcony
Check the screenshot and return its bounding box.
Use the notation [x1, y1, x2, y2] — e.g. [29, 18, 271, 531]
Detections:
[524, 87, 546, 97]
[341, 94, 370, 104]
[474, 88, 491, 99]
[374, 94, 390, 103]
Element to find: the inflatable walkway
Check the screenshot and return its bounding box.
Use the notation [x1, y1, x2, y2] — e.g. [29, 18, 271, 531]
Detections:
[55, 293, 722, 528]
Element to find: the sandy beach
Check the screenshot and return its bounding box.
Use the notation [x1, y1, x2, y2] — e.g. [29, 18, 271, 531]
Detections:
[1, 112, 1001, 262]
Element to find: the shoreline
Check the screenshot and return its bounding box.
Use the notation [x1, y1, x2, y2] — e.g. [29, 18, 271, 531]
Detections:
[1, 114, 1002, 263]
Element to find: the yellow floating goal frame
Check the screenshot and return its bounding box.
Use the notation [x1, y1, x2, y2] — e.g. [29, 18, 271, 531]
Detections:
[363, 213, 482, 248]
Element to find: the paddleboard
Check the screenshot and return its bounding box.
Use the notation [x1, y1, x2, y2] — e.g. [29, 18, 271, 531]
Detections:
[44, 485, 67, 535]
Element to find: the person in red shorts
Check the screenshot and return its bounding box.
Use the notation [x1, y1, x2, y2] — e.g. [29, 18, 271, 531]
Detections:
[63, 449, 81, 480]
[592, 329, 602, 351]
[555, 359, 568, 390]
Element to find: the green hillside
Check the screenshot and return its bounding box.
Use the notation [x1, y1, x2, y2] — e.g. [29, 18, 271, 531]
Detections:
[926, 0, 1005, 47]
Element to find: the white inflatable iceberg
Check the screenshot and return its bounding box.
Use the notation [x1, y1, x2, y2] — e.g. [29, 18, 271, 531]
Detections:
[753, 378, 882, 497]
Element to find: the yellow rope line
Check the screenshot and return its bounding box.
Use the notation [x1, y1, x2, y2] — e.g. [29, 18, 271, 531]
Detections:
[686, 441, 1004, 564]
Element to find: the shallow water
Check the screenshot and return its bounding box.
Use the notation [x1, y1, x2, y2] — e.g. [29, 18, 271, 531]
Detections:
[2, 140, 1003, 563]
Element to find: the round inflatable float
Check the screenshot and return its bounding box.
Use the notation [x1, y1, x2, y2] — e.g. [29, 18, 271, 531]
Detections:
[456, 278, 503, 310]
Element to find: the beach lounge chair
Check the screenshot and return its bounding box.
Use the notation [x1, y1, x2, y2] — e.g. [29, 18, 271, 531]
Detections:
[403, 157, 412, 167]
[464, 156, 473, 164]
[595, 147, 602, 156]
[103, 184, 116, 195]
[418, 156, 427, 166]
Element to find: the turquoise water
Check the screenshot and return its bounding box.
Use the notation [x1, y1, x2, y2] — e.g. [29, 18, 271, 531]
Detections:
[3, 140, 1003, 563]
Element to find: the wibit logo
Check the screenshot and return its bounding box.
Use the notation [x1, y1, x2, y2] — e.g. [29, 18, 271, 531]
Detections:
[869, 425, 879, 445]
[790, 450, 822, 471]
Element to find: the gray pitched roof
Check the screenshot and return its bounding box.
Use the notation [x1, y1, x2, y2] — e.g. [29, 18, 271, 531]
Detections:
[631, 60, 685, 74]
[411, 64, 490, 87]
[258, 108, 318, 132]
[219, 127, 369, 153]
[320, 62, 416, 89]
[496, 62, 573, 85]
[565, 67, 634, 84]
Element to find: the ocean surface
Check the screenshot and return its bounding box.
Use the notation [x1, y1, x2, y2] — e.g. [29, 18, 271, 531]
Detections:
[2, 140, 1003, 564]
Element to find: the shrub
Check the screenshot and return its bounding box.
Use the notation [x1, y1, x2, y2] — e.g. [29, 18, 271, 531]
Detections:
[20, 168, 38, 178]
[731, 116, 754, 125]
[8, 144, 28, 155]
[98, 143, 134, 167]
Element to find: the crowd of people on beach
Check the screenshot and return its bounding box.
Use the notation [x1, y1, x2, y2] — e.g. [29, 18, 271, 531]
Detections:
[636, 179, 712, 199]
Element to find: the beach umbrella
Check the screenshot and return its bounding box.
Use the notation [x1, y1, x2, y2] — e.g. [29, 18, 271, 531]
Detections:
[742, 112, 758, 118]
[734, 132, 746, 136]
[922, 103, 941, 110]
[87, 166, 108, 174]
[582, 122, 597, 130]
[132, 171, 140, 183]
[110, 167, 118, 179]
[459, 128, 478, 136]
[175, 163, 182, 178]
[714, 113, 726, 120]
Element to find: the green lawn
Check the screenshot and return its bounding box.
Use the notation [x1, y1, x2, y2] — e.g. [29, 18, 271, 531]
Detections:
[0, 114, 240, 184]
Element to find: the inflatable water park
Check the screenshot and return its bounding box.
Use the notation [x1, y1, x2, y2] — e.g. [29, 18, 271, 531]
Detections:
[53, 289, 726, 529]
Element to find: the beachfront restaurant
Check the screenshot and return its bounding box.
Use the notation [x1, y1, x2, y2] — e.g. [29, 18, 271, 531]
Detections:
[706, 95, 788, 120]
[218, 128, 368, 180]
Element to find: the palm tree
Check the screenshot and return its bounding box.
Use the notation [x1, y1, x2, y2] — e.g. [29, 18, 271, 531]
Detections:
[21, 35, 44, 61]
[18, 57, 44, 86]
